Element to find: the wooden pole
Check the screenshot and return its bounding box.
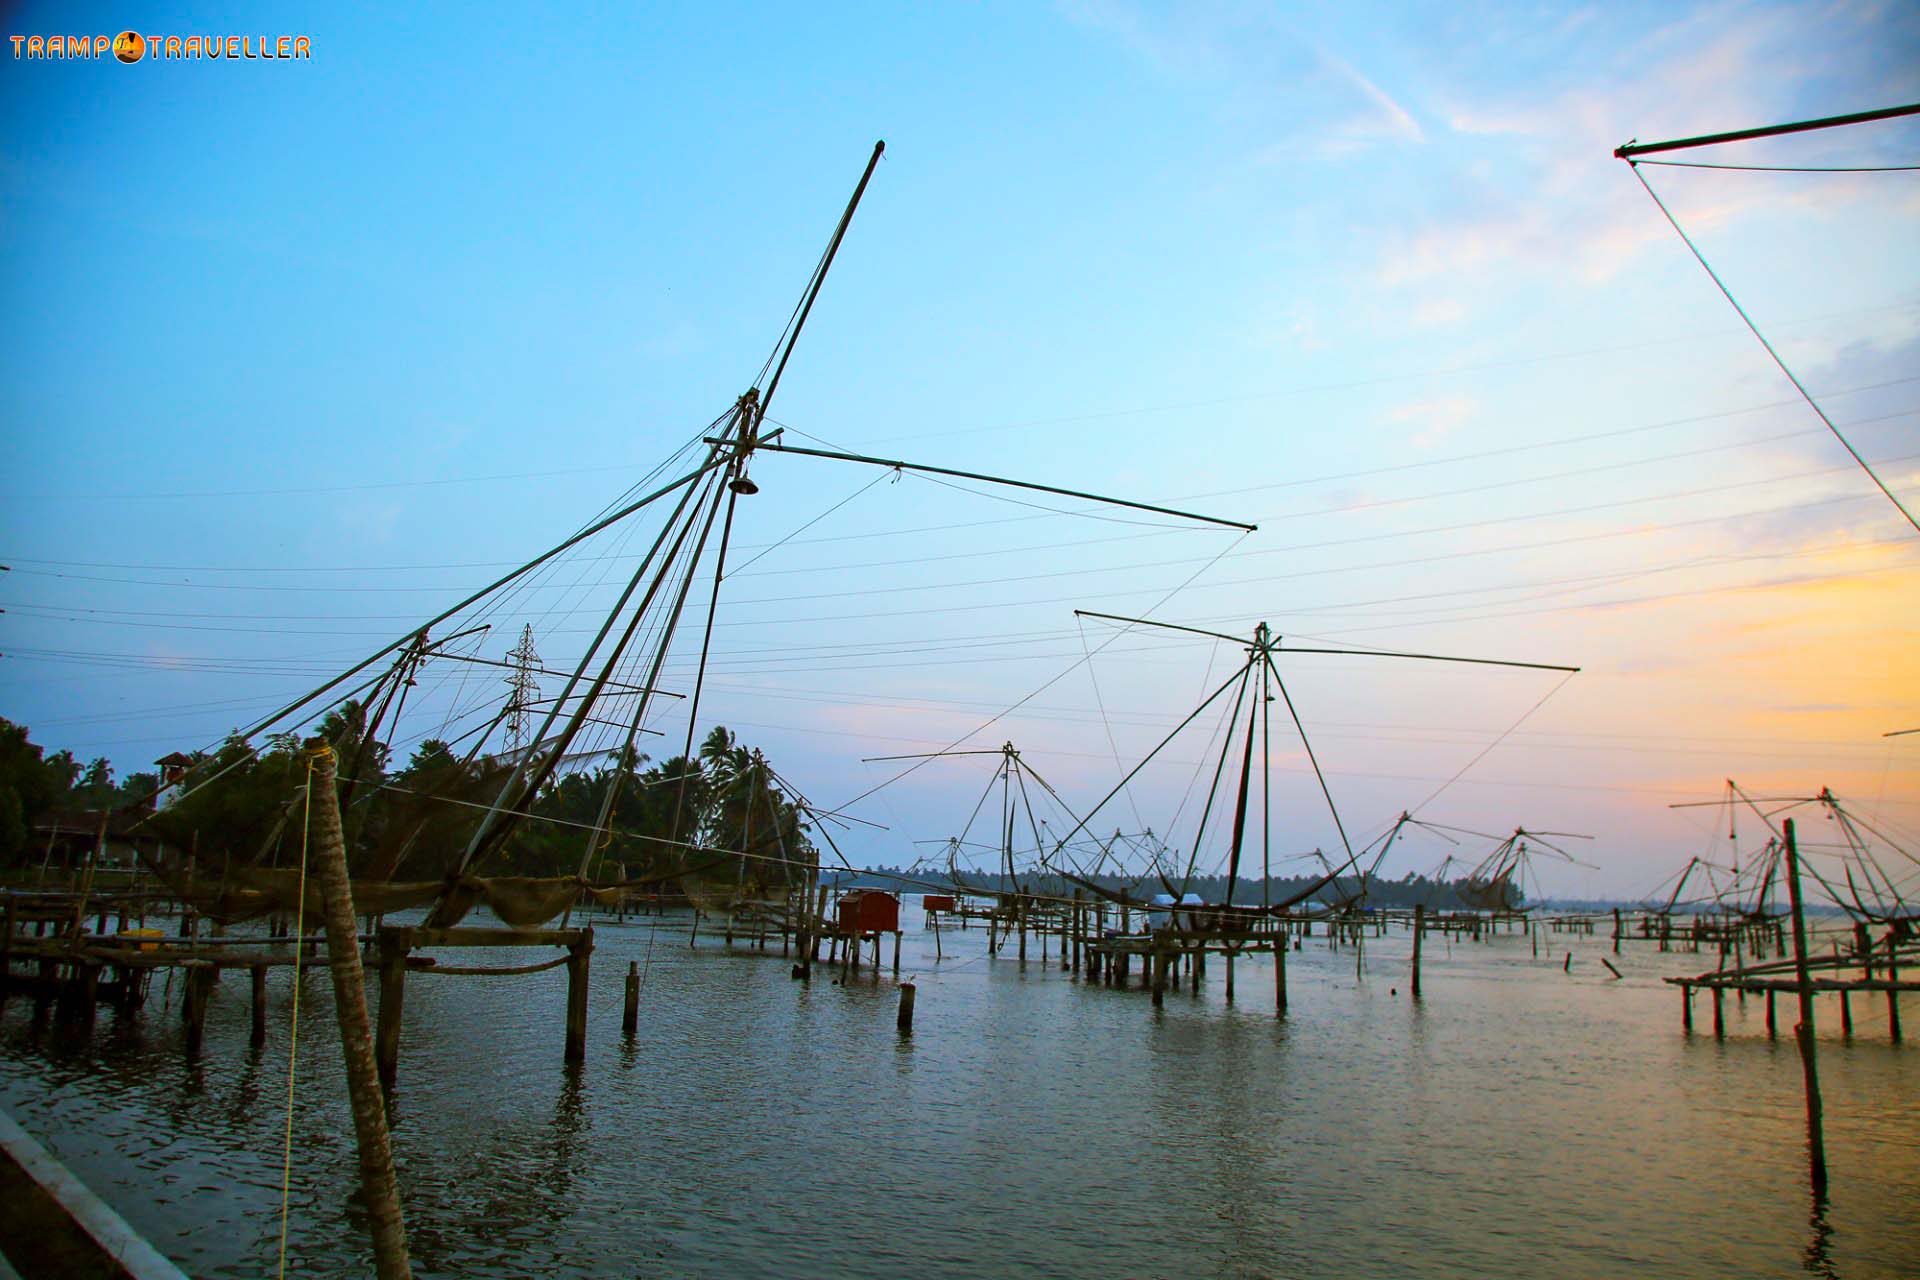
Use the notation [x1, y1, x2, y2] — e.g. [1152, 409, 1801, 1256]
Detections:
[1888, 942, 1903, 1044]
[565, 931, 593, 1063]
[1, 897, 14, 1013]
[182, 963, 213, 1054]
[250, 964, 269, 1049]
[1782, 818, 1827, 1195]
[896, 981, 916, 1033]
[622, 960, 640, 1037]
[1411, 903, 1424, 999]
[376, 931, 407, 1091]
[812, 884, 829, 963]
[305, 745, 412, 1280]
[1274, 937, 1287, 1017]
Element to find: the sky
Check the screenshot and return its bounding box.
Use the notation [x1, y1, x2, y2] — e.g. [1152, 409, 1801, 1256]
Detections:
[2, 0, 1917, 900]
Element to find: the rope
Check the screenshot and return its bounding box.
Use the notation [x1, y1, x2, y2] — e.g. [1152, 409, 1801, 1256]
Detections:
[276, 747, 322, 1279]
[1628, 161, 1919, 534]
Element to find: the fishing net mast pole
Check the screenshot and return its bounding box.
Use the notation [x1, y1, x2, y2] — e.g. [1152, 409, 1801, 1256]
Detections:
[1614, 102, 1920, 158]
[1065, 610, 1580, 906]
[1616, 102, 1920, 534]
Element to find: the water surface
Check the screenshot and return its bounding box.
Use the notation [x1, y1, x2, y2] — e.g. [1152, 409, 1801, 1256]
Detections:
[3, 912, 1915, 1278]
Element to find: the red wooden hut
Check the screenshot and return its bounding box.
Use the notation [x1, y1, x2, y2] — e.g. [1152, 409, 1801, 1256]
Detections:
[837, 889, 900, 936]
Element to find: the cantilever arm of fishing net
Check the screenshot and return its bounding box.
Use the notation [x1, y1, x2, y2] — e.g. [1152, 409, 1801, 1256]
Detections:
[758, 441, 1257, 532]
[1617, 105, 1920, 535]
[226, 454, 727, 753]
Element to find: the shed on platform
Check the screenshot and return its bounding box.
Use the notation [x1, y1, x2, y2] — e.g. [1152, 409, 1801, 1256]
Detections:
[838, 889, 900, 935]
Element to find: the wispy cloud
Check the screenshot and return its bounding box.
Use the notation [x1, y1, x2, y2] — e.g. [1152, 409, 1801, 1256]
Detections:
[1387, 393, 1478, 450]
[1316, 46, 1424, 146]
[1377, 2, 1918, 293]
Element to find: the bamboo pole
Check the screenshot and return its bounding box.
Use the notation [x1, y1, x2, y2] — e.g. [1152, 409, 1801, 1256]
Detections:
[306, 744, 412, 1280]
[1782, 818, 1827, 1195]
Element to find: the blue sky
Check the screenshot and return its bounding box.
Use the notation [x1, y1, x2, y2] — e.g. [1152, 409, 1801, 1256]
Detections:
[3, 1, 1918, 896]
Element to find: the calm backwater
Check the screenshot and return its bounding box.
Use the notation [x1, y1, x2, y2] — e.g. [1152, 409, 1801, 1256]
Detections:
[3, 910, 1916, 1278]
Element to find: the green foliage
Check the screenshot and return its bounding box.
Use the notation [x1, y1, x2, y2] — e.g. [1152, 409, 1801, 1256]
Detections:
[0, 708, 814, 884]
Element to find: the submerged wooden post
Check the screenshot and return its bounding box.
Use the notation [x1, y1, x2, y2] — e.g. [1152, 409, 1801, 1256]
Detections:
[896, 982, 916, 1033]
[810, 884, 829, 964]
[565, 930, 593, 1063]
[1888, 943, 1903, 1044]
[305, 744, 412, 1280]
[1411, 904, 1424, 999]
[1274, 937, 1288, 1017]
[1151, 946, 1167, 1008]
[1766, 989, 1777, 1038]
[622, 960, 640, 1037]
[1712, 986, 1724, 1037]
[250, 964, 268, 1049]
[1612, 906, 1622, 954]
[1782, 818, 1827, 1195]
[892, 930, 901, 976]
[375, 930, 408, 1092]
[182, 964, 214, 1052]
[1681, 982, 1693, 1031]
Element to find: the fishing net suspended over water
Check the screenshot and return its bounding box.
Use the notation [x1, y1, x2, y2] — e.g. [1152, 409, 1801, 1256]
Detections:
[183, 868, 630, 928]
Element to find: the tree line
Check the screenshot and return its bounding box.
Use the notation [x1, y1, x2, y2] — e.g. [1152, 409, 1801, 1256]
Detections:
[0, 712, 816, 891]
[854, 864, 1526, 910]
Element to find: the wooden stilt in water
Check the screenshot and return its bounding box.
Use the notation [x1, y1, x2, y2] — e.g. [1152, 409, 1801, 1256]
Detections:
[1151, 948, 1167, 1008]
[1766, 989, 1777, 1038]
[1889, 944, 1903, 1044]
[1839, 988, 1852, 1037]
[376, 931, 406, 1092]
[896, 982, 915, 1033]
[1782, 818, 1827, 1195]
[182, 964, 214, 1054]
[304, 744, 412, 1280]
[892, 930, 901, 976]
[1712, 986, 1724, 1037]
[250, 964, 268, 1049]
[810, 884, 829, 965]
[622, 960, 640, 1037]
[1681, 983, 1693, 1031]
[564, 931, 593, 1064]
[1274, 939, 1287, 1017]
[1411, 903, 1424, 999]
[1225, 952, 1235, 1003]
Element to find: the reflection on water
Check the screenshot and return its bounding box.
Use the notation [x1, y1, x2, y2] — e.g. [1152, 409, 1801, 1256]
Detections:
[3, 913, 1916, 1279]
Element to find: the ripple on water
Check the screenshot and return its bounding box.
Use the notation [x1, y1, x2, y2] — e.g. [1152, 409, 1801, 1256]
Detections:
[3, 916, 1916, 1279]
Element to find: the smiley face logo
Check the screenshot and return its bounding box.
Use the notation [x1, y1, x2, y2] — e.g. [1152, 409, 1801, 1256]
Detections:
[112, 31, 145, 63]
